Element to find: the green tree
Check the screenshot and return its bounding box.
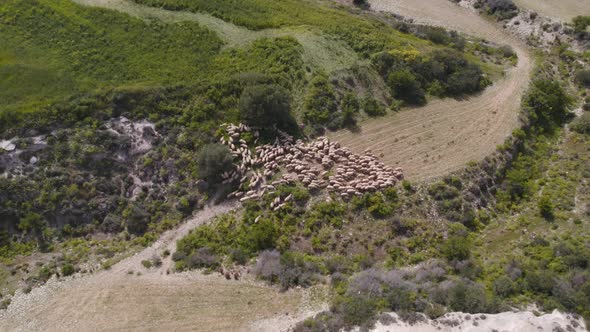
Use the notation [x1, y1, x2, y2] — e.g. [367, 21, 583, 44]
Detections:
[239, 84, 296, 132]
[538, 195, 554, 220]
[525, 79, 572, 131]
[341, 92, 360, 127]
[571, 113, 590, 135]
[387, 69, 425, 105]
[361, 97, 386, 117]
[197, 143, 234, 184]
[303, 74, 337, 125]
[442, 224, 472, 261]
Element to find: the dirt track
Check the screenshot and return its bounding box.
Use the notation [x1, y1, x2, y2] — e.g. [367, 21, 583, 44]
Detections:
[330, 0, 533, 181]
[0, 202, 324, 332]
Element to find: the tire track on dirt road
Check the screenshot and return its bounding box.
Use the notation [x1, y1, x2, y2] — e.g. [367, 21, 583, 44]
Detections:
[330, 0, 533, 182]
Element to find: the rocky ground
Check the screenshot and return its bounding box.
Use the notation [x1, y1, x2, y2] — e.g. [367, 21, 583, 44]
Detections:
[370, 310, 587, 332]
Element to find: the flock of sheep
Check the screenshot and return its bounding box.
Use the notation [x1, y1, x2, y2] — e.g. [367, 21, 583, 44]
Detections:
[219, 123, 403, 209]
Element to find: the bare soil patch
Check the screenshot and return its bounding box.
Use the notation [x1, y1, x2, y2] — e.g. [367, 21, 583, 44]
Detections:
[330, 0, 532, 181]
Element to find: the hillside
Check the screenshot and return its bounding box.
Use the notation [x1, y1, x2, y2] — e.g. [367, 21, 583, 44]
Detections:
[1, 0, 590, 331]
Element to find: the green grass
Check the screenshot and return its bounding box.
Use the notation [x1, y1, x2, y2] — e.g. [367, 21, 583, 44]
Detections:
[0, 0, 222, 115]
[131, 0, 430, 55]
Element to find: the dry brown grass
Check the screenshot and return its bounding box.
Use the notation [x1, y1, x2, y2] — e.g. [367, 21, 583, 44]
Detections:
[0, 272, 305, 332]
[330, 0, 532, 182]
[513, 0, 589, 21]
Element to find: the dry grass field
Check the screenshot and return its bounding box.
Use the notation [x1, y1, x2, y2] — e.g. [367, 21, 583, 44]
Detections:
[330, 0, 532, 181]
[513, 0, 590, 20]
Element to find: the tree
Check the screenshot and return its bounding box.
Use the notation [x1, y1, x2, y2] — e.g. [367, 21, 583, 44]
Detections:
[571, 113, 590, 135]
[239, 84, 296, 133]
[538, 195, 554, 220]
[303, 74, 338, 125]
[353, 0, 369, 8]
[197, 143, 234, 184]
[124, 204, 150, 235]
[341, 92, 360, 127]
[525, 79, 572, 131]
[575, 69, 590, 87]
[442, 224, 472, 261]
[361, 97, 386, 117]
[387, 69, 425, 105]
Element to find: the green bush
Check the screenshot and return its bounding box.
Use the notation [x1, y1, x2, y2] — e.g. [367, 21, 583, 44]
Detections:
[361, 97, 387, 117]
[572, 16, 590, 34]
[303, 75, 338, 126]
[571, 113, 590, 134]
[387, 69, 425, 105]
[196, 143, 234, 184]
[341, 92, 360, 127]
[575, 69, 590, 87]
[442, 225, 472, 261]
[538, 195, 554, 220]
[61, 263, 75, 277]
[524, 79, 572, 131]
[239, 84, 297, 133]
[448, 280, 488, 313]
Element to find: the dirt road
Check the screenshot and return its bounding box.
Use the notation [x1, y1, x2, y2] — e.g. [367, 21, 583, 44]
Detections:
[330, 0, 533, 181]
[0, 202, 323, 332]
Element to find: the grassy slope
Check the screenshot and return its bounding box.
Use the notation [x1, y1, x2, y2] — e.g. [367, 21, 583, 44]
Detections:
[478, 130, 590, 264]
[0, 0, 223, 114]
[0, 0, 438, 128]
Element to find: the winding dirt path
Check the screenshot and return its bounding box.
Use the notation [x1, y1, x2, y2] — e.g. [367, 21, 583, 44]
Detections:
[330, 0, 533, 181]
[0, 202, 323, 332]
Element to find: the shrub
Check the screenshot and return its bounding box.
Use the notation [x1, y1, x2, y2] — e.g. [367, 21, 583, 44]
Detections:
[141, 260, 153, 268]
[575, 69, 590, 87]
[196, 143, 234, 184]
[476, 0, 518, 20]
[187, 247, 220, 269]
[361, 97, 387, 117]
[254, 250, 282, 281]
[448, 280, 488, 313]
[341, 92, 360, 127]
[333, 295, 378, 327]
[387, 69, 425, 105]
[239, 84, 297, 132]
[499, 45, 516, 58]
[524, 79, 572, 131]
[538, 195, 554, 220]
[571, 113, 590, 135]
[124, 204, 150, 235]
[352, 0, 368, 8]
[303, 74, 338, 125]
[442, 225, 472, 261]
[493, 275, 515, 297]
[61, 263, 75, 277]
[229, 248, 249, 264]
[572, 16, 590, 34]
